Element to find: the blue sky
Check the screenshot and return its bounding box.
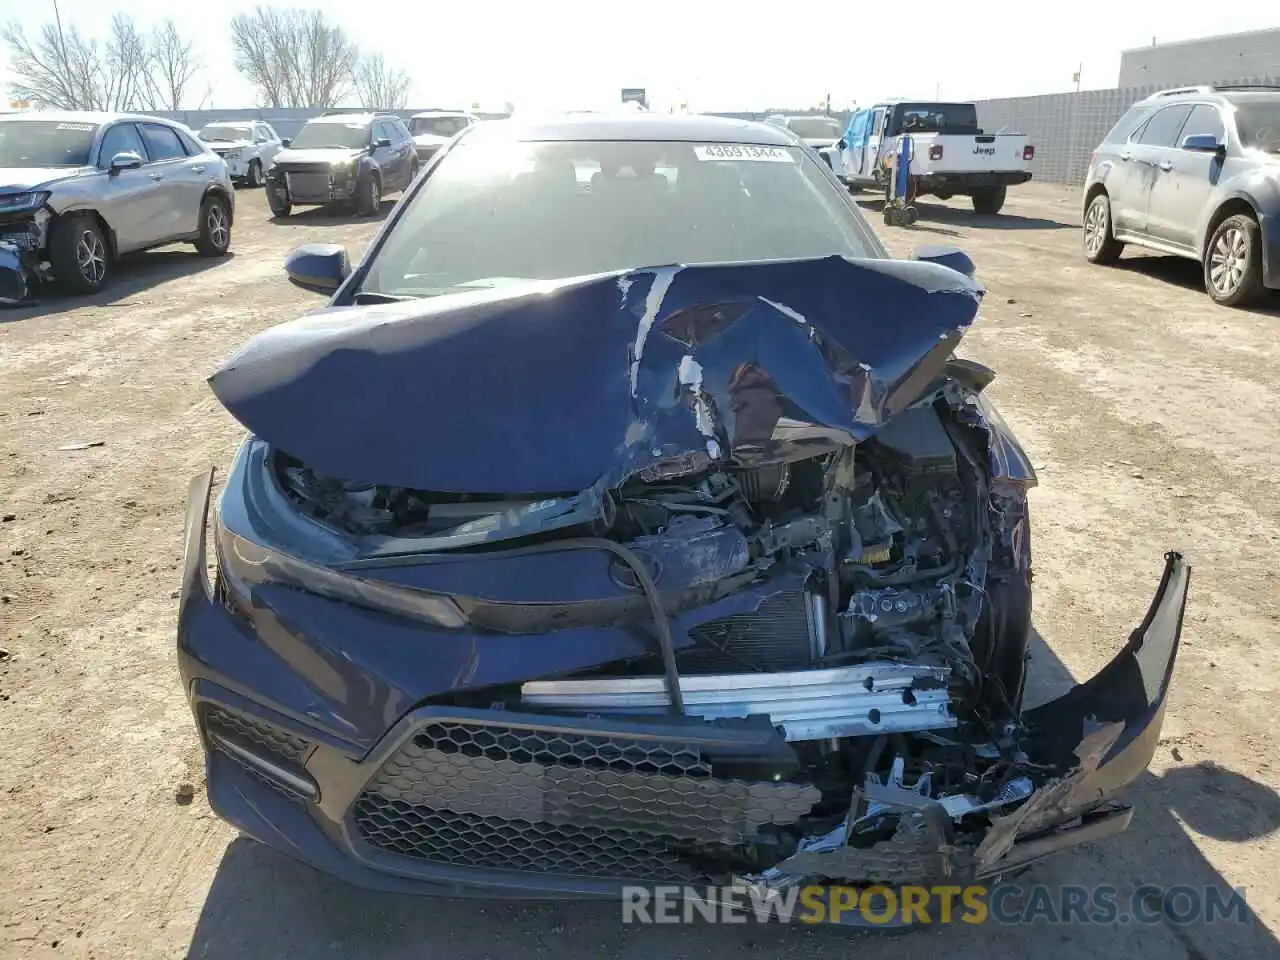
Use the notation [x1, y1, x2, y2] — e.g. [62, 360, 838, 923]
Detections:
[2, 1, 1277, 112]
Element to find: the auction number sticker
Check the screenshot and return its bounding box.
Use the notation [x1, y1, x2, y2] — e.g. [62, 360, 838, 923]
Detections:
[56, 123, 96, 132]
[694, 144, 796, 163]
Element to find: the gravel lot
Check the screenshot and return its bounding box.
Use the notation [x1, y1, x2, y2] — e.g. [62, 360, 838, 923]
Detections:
[2, 183, 1278, 960]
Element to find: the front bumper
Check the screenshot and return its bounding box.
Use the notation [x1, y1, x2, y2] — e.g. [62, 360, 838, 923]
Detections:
[268, 169, 358, 206]
[178, 469, 1189, 901]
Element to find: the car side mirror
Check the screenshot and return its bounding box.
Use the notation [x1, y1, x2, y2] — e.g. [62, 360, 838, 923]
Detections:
[910, 244, 976, 279]
[1181, 133, 1224, 154]
[280, 138, 291, 148]
[374, 137, 393, 149]
[108, 151, 143, 175]
[285, 243, 350, 295]
[837, 138, 847, 150]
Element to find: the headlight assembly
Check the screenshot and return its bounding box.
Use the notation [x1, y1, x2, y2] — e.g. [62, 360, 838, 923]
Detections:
[215, 519, 468, 629]
[0, 191, 50, 214]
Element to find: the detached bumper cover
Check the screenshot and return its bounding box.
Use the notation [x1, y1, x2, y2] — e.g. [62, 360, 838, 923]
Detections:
[178, 469, 1189, 898]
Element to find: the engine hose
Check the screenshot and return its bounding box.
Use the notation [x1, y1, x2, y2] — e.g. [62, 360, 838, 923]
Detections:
[489, 536, 685, 714]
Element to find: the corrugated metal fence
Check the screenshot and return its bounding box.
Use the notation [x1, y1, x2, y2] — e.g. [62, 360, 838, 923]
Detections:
[974, 76, 1276, 185]
[146, 78, 1277, 188]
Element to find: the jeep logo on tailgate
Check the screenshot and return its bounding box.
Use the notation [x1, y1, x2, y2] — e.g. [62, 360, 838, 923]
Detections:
[973, 145, 996, 156]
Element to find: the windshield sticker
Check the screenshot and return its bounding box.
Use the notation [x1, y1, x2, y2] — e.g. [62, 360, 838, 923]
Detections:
[694, 144, 796, 163]
[56, 123, 96, 132]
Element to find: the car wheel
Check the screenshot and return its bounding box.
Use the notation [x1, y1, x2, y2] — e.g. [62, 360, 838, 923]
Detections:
[1082, 192, 1124, 265]
[357, 175, 381, 217]
[1204, 213, 1265, 307]
[247, 160, 263, 188]
[971, 185, 1007, 215]
[268, 186, 292, 218]
[409, 161, 420, 186]
[48, 215, 111, 294]
[195, 195, 232, 257]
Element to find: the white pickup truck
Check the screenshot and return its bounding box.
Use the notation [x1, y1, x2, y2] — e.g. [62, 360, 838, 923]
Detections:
[837, 101, 1034, 214]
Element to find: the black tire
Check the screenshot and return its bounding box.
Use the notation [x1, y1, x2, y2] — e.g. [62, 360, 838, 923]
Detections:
[408, 161, 420, 187]
[356, 174, 382, 217]
[194, 194, 232, 258]
[246, 160, 263, 188]
[48, 215, 111, 294]
[971, 184, 1007, 215]
[267, 185, 291, 218]
[1204, 213, 1266, 307]
[1082, 191, 1124, 265]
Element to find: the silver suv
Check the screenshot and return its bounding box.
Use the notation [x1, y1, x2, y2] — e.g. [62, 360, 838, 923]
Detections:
[1081, 84, 1280, 307]
[0, 111, 234, 297]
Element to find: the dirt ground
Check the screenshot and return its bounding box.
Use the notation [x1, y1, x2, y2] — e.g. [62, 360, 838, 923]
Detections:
[2, 183, 1278, 960]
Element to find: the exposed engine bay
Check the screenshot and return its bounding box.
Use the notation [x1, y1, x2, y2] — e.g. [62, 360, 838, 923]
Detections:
[268, 385, 1045, 886]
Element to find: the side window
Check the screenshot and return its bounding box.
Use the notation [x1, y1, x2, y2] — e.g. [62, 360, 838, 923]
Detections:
[372, 121, 390, 143]
[97, 123, 148, 167]
[264, 124, 280, 141]
[1179, 104, 1225, 145]
[177, 130, 202, 155]
[1137, 105, 1193, 148]
[396, 120, 413, 142]
[872, 110, 886, 136]
[1105, 104, 1153, 144]
[139, 123, 188, 161]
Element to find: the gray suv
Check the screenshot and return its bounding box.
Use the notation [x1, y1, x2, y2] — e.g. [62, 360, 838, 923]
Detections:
[1081, 84, 1280, 307]
[0, 111, 235, 297]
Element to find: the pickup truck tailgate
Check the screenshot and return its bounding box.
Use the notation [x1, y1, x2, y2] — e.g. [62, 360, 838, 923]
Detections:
[912, 134, 1032, 175]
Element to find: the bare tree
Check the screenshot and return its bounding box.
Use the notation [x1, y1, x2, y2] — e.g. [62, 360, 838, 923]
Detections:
[2, 14, 203, 111]
[229, 5, 359, 109]
[145, 19, 202, 111]
[353, 53, 410, 110]
[3, 21, 98, 110]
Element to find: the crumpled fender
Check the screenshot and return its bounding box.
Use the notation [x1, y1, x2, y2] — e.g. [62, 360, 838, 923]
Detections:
[208, 255, 983, 493]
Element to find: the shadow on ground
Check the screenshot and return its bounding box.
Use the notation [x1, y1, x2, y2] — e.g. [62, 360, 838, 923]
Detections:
[185, 609, 1280, 960]
[267, 199, 396, 229]
[855, 197, 1074, 233]
[0, 250, 233, 322]
[1115, 254, 1280, 317]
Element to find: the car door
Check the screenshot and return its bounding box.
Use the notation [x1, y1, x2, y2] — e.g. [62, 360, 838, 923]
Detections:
[865, 107, 887, 178]
[390, 119, 415, 187]
[841, 110, 867, 180]
[1145, 103, 1226, 252]
[94, 122, 168, 252]
[1119, 103, 1192, 240]
[370, 121, 397, 185]
[137, 122, 203, 239]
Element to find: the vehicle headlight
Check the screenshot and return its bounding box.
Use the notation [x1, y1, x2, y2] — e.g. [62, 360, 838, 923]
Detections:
[216, 521, 469, 629]
[0, 191, 50, 214]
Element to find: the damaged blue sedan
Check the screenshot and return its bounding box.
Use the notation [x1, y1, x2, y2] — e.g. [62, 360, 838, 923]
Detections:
[177, 114, 1190, 911]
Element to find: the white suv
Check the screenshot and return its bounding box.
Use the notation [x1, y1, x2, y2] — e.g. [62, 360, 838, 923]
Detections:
[197, 120, 284, 188]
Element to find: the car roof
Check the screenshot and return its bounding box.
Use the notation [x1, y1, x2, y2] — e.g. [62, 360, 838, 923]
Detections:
[202, 119, 255, 126]
[466, 112, 797, 145]
[308, 113, 393, 125]
[0, 110, 182, 126]
[412, 111, 472, 119]
[1138, 84, 1280, 105]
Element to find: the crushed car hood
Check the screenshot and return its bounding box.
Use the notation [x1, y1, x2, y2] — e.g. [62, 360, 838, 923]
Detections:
[209, 255, 983, 493]
[0, 166, 91, 191]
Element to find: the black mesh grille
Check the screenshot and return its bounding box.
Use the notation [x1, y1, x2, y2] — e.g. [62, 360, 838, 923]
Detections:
[352, 720, 820, 883]
[203, 704, 312, 799]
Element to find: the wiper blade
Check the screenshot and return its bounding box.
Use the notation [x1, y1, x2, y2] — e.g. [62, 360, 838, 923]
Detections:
[352, 291, 418, 305]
